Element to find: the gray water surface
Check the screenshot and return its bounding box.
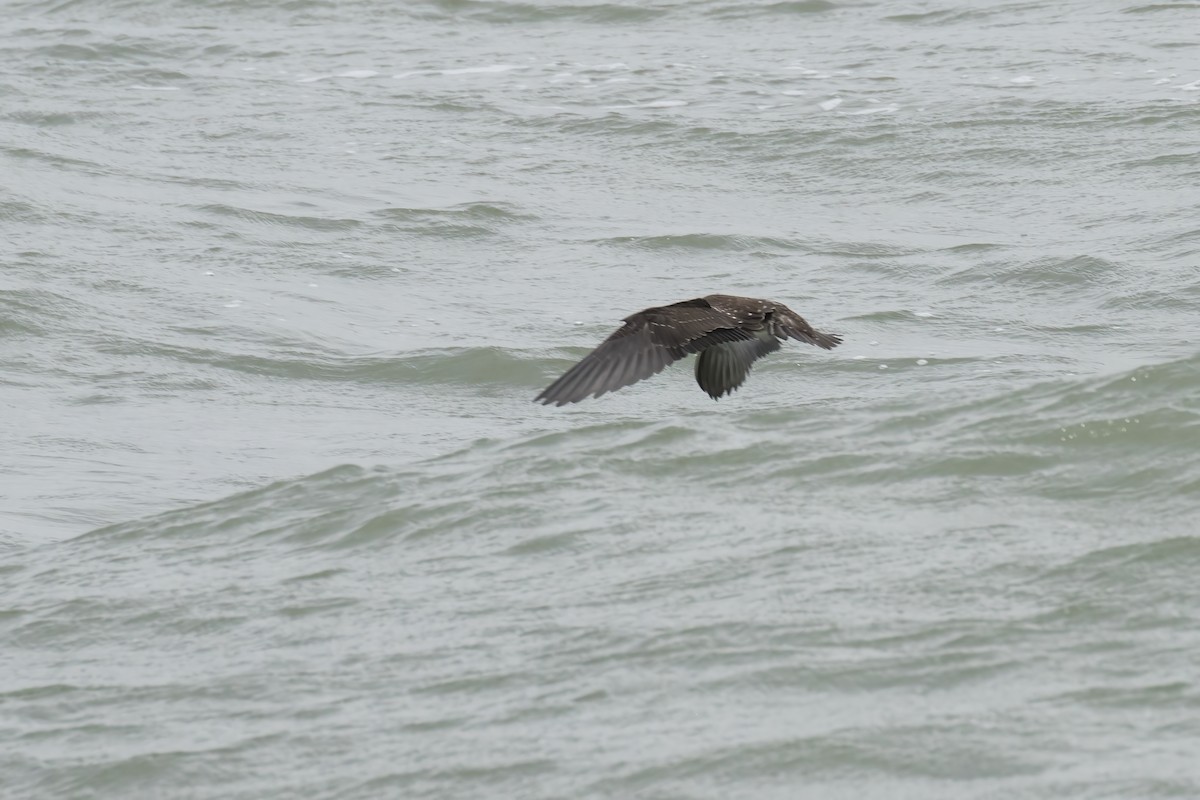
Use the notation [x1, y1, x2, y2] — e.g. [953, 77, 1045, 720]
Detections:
[3, 0, 1200, 797]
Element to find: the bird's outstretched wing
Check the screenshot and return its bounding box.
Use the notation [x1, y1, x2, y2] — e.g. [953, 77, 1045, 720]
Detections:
[534, 300, 754, 406]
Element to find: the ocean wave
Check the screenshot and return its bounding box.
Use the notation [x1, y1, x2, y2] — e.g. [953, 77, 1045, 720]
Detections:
[58, 348, 1199, 558]
[590, 232, 816, 254]
[703, 0, 838, 20]
[407, 0, 668, 24]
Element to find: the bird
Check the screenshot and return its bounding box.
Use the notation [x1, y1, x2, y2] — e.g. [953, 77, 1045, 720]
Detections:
[535, 294, 841, 406]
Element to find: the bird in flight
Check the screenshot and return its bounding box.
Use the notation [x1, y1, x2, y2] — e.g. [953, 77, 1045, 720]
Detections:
[535, 294, 841, 405]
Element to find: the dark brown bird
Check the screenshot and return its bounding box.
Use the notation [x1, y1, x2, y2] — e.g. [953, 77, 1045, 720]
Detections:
[535, 294, 841, 405]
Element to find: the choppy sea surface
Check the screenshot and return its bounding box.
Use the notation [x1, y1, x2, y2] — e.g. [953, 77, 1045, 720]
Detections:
[3, 0, 1200, 797]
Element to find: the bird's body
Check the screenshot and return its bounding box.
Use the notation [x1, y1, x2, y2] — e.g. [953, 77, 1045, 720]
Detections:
[535, 294, 841, 405]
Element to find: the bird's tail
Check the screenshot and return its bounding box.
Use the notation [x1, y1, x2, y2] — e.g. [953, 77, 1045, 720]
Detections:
[810, 330, 842, 350]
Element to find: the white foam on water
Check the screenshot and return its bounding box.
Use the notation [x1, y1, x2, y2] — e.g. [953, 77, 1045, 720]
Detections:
[296, 75, 331, 83]
[780, 90, 806, 96]
[819, 97, 843, 111]
[607, 99, 688, 110]
[916, 359, 928, 366]
[441, 64, 526, 76]
[130, 85, 179, 91]
[914, 311, 933, 318]
[843, 106, 897, 115]
[1010, 76, 1035, 85]
[1176, 79, 1200, 91]
[393, 66, 526, 79]
[338, 70, 379, 79]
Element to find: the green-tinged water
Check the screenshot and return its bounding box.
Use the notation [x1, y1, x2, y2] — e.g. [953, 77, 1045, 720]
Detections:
[3, 0, 1199, 797]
